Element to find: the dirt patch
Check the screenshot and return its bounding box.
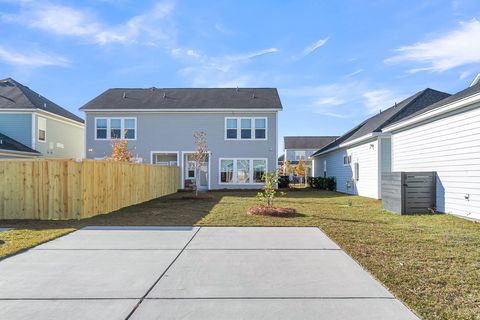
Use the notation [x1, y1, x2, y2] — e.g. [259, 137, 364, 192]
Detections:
[247, 205, 298, 217]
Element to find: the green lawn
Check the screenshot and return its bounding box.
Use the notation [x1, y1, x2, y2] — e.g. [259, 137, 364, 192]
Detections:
[1, 189, 479, 319]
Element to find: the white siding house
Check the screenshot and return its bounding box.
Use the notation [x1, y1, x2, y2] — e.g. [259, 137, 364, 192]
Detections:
[311, 88, 451, 200]
[383, 83, 480, 220]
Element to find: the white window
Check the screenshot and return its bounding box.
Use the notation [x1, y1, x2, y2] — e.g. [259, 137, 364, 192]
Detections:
[295, 151, 306, 161]
[37, 117, 46, 142]
[343, 155, 352, 166]
[225, 117, 267, 140]
[219, 158, 267, 184]
[95, 118, 136, 140]
[186, 160, 196, 179]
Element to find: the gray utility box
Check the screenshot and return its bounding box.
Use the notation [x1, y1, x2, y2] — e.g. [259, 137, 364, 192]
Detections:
[382, 172, 436, 214]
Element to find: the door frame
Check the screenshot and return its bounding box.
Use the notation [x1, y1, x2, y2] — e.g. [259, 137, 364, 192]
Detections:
[181, 151, 211, 190]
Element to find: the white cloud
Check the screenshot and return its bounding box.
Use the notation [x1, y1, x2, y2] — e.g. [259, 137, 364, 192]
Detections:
[301, 37, 329, 57]
[282, 82, 403, 118]
[362, 89, 398, 113]
[0, 45, 69, 67]
[345, 69, 364, 78]
[385, 19, 480, 72]
[172, 47, 279, 86]
[1, 1, 175, 45]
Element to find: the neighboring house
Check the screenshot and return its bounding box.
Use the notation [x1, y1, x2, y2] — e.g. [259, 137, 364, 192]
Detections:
[281, 136, 338, 176]
[0, 78, 84, 159]
[0, 132, 41, 158]
[382, 82, 480, 220]
[80, 87, 282, 190]
[311, 88, 450, 199]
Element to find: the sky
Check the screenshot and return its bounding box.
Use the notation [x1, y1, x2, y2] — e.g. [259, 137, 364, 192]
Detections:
[1, 0, 480, 153]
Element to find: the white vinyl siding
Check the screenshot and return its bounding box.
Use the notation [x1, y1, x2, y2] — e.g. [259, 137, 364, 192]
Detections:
[313, 139, 380, 199]
[391, 107, 480, 220]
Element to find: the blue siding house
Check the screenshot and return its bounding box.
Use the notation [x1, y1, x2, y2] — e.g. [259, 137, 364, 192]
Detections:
[0, 78, 85, 159]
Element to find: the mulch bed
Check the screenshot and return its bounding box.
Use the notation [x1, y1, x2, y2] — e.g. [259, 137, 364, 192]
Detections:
[247, 205, 297, 217]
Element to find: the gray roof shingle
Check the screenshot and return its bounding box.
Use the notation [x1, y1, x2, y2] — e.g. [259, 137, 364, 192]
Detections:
[387, 83, 480, 126]
[79, 88, 282, 111]
[284, 136, 339, 149]
[0, 78, 84, 124]
[0, 132, 40, 155]
[311, 88, 451, 157]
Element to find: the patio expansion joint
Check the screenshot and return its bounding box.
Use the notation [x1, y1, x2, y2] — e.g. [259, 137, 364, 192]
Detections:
[143, 297, 397, 300]
[123, 226, 203, 320]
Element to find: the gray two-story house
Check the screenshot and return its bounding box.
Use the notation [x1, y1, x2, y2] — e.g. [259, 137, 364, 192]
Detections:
[80, 88, 282, 190]
[0, 78, 84, 159]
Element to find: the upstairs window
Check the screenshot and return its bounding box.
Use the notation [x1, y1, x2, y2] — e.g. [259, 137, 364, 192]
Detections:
[110, 119, 122, 139]
[255, 118, 266, 139]
[295, 151, 306, 161]
[37, 117, 46, 142]
[241, 119, 252, 139]
[343, 155, 352, 166]
[225, 117, 267, 140]
[226, 119, 237, 139]
[124, 119, 136, 139]
[96, 119, 107, 139]
[95, 118, 136, 140]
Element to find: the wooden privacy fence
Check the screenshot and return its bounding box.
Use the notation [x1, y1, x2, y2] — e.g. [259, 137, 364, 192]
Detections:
[0, 159, 179, 220]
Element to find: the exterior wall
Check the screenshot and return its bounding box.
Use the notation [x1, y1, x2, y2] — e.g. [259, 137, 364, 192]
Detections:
[391, 106, 480, 220]
[33, 113, 84, 159]
[285, 149, 317, 161]
[313, 138, 380, 199]
[0, 113, 32, 147]
[85, 111, 278, 189]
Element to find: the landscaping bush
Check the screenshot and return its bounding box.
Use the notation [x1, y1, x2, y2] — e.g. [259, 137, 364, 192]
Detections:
[307, 176, 336, 191]
[278, 175, 290, 188]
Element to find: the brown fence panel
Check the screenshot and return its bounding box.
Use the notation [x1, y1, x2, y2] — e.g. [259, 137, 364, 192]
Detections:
[0, 159, 179, 220]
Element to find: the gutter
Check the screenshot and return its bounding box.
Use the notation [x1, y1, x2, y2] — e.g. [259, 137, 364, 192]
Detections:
[310, 132, 390, 158]
[383, 91, 480, 132]
[80, 108, 281, 113]
[0, 149, 41, 157]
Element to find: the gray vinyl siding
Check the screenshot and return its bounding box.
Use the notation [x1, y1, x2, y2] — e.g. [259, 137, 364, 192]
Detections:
[33, 113, 84, 159]
[0, 113, 32, 147]
[85, 112, 278, 189]
[285, 149, 317, 161]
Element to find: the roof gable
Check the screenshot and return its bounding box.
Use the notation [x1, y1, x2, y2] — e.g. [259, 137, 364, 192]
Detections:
[284, 136, 339, 149]
[0, 78, 84, 124]
[312, 88, 451, 156]
[80, 88, 282, 111]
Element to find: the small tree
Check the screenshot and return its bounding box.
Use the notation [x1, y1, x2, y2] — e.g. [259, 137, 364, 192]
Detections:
[192, 131, 208, 196]
[295, 159, 306, 183]
[256, 169, 285, 207]
[109, 140, 134, 162]
[282, 159, 292, 175]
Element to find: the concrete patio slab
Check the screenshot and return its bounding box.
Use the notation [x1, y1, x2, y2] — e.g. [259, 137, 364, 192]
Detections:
[187, 227, 340, 250]
[0, 228, 12, 232]
[133, 299, 418, 320]
[35, 226, 198, 250]
[0, 249, 179, 299]
[148, 249, 393, 298]
[0, 299, 139, 320]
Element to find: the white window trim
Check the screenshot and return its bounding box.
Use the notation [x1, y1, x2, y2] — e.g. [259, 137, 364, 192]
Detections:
[218, 158, 268, 185]
[37, 116, 47, 143]
[181, 151, 211, 190]
[186, 160, 197, 179]
[150, 151, 180, 165]
[94, 117, 137, 141]
[224, 117, 268, 141]
[343, 154, 352, 166]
